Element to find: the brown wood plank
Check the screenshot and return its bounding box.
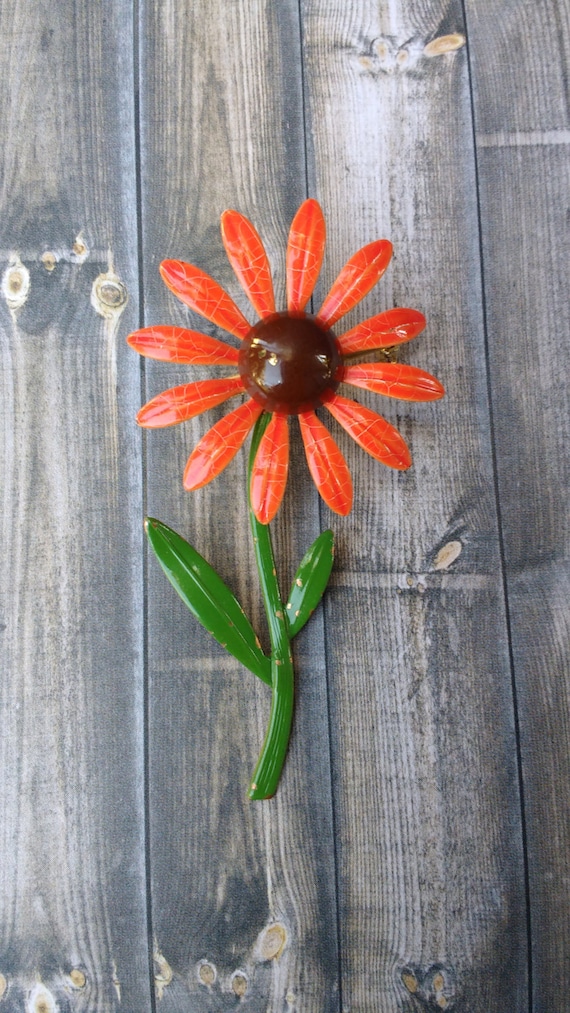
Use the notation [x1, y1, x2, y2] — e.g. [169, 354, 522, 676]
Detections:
[0, 1, 150, 1010]
[466, 2, 570, 1008]
[300, 0, 528, 1008]
[138, 2, 339, 1008]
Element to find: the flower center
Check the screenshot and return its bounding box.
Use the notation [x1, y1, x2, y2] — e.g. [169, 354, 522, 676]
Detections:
[238, 312, 340, 414]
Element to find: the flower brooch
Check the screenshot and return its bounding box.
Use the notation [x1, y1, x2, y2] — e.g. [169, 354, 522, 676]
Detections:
[128, 200, 444, 798]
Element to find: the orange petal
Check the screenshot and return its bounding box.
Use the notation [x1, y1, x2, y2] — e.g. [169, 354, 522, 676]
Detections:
[340, 363, 445, 401]
[250, 413, 289, 524]
[317, 240, 393, 327]
[127, 325, 239, 364]
[160, 260, 251, 340]
[136, 376, 244, 428]
[286, 199, 326, 312]
[336, 308, 426, 355]
[183, 399, 263, 490]
[324, 393, 411, 470]
[221, 210, 275, 318]
[298, 411, 353, 515]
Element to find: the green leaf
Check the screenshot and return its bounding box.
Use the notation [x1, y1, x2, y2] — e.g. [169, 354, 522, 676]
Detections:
[145, 518, 271, 686]
[285, 530, 335, 638]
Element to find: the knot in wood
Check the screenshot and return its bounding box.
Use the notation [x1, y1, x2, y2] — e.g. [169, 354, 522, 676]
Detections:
[257, 922, 287, 961]
[401, 963, 455, 1008]
[197, 960, 216, 986]
[91, 269, 128, 320]
[72, 235, 89, 261]
[41, 252, 57, 272]
[69, 968, 86, 988]
[28, 985, 57, 1013]
[2, 256, 30, 310]
[96, 278, 127, 309]
[231, 971, 248, 996]
[424, 34, 466, 57]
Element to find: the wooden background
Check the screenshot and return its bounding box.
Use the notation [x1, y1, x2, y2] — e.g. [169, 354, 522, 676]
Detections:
[0, 0, 568, 1010]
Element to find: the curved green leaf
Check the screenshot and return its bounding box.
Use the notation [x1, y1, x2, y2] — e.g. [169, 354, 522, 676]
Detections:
[285, 530, 335, 638]
[145, 518, 271, 686]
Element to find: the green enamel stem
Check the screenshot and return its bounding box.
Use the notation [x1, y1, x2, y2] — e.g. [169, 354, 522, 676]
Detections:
[247, 413, 294, 800]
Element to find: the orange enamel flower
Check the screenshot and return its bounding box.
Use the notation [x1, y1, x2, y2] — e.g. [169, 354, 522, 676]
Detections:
[128, 200, 444, 524]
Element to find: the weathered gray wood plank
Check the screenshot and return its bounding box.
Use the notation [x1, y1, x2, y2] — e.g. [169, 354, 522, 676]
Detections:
[466, 2, 570, 1008]
[0, 1, 150, 1010]
[2, 1, 566, 1010]
[301, 1, 527, 1008]
[138, 2, 339, 1008]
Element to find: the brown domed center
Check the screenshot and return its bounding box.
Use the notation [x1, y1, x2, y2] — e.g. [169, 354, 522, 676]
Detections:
[238, 312, 340, 415]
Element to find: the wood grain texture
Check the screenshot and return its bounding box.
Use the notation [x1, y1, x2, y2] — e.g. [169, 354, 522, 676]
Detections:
[138, 1, 339, 1008]
[466, 2, 570, 1008]
[1, 0, 567, 1010]
[300, 0, 527, 1008]
[0, 0, 150, 1010]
